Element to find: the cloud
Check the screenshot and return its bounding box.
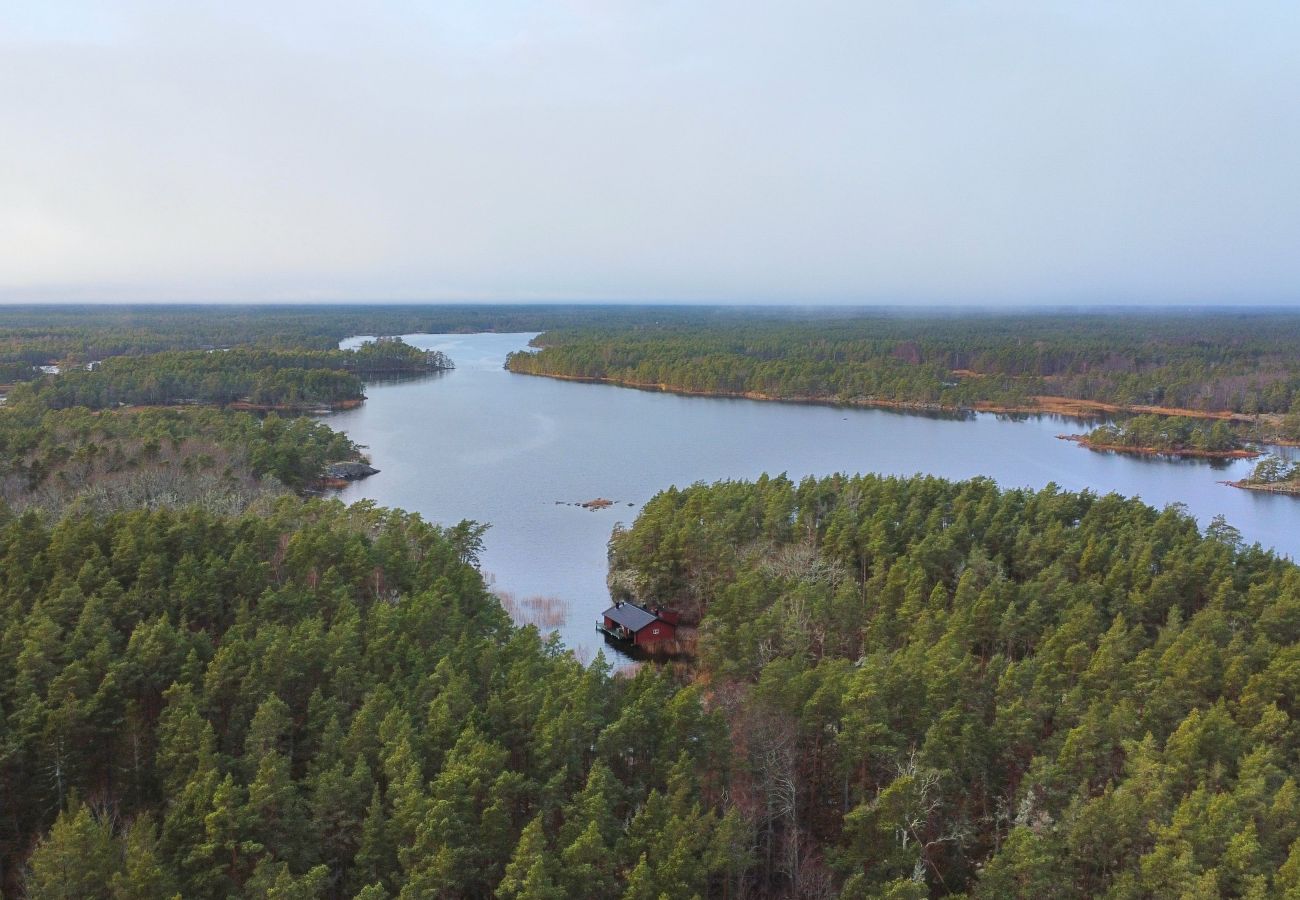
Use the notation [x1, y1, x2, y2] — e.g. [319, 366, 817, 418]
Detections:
[2, 1, 1298, 304]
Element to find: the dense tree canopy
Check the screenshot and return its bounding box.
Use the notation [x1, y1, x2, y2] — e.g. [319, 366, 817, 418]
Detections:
[6, 305, 1300, 898]
[0, 304, 733, 378]
[0, 335, 445, 510]
[607, 474, 1300, 896]
[0, 405, 365, 514]
[2, 499, 742, 899]
[0, 340, 428, 512]
[14, 472, 1297, 897]
[506, 312, 1300, 420]
[9, 340, 449, 411]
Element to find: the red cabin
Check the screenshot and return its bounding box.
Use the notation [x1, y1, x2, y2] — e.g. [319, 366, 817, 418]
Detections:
[598, 601, 677, 646]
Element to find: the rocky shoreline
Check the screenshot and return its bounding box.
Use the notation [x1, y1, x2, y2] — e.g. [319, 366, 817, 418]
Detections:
[1223, 479, 1300, 496]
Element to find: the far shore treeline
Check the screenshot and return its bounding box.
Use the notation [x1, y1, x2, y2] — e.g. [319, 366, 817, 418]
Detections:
[0, 322, 450, 515]
[504, 310, 1300, 443]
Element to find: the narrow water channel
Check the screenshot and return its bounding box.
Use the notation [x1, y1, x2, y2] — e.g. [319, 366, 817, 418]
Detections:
[328, 333, 1300, 658]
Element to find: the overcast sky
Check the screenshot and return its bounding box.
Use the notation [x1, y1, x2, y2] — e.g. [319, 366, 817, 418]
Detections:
[2, 2, 1298, 305]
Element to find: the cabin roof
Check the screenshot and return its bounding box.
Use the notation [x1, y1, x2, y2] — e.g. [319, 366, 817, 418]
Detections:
[602, 603, 660, 632]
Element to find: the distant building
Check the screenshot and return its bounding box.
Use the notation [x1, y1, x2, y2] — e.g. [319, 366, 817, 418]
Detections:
[598, 601, 678, 646]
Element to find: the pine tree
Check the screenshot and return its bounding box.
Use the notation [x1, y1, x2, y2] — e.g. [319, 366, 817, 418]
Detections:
[247, 748, 308, 868]
[110, 815, 179, 900]
[558, 819, 616, 899]
[243, 857, 330, 899]
[192, 774, 259, 895]
[155, 683, 217, 796]
[558, 760, 622, 849]
[620, 854, 660, 900]
[351, 885, 390, 900]
[348, 787, 396, 896]
[25, 800, 119, 900]
[497, 816, 558, 900]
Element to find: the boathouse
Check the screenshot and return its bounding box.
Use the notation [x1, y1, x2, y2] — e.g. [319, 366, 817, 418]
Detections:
[598, 601, 678, 646]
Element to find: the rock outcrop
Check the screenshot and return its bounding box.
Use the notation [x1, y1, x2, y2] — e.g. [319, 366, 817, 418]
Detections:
[325, 461, 379, 480]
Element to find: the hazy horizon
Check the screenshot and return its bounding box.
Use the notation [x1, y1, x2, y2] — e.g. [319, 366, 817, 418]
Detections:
[3, 2, 1298, 306]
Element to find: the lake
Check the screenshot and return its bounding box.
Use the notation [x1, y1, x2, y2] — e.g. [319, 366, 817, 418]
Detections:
[330, 332, 1300, 659]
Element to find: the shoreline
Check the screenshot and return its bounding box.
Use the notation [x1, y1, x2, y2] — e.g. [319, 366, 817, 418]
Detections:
[113, 397, 365, 414]
[1224, 480, 1300, 496]
[506, 368, 1279, 426]
[505, 370, 966, 413]
[228, 397, 364, 413]
[1057, 434, 1262, 460]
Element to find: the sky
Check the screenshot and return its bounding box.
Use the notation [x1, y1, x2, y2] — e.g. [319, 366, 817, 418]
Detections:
[1, 1, 1298, 305]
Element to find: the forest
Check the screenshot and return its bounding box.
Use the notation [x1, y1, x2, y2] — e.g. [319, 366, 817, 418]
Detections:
[504, 312, 1300, 430]
[0, 499, 744, 899]
[8, 341, 451, 412]
[0, 333, 443, 518]
[11, 470, 1300, 897]
[0, 304, 752, 381]
[8, 304, 1300, 426]
[0, 405, 365, 515]
[7, 304, 1300, 898]
[605, 474, 1300, 897]
[0, 335, 433, 518]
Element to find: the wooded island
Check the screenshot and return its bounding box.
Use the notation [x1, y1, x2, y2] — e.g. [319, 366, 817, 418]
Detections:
[1228, 455, 1300, 496]
[1060, 415, 1261, 460]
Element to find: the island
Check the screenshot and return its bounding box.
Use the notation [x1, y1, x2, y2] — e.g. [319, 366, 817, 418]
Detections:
[1058, 414, 1261, 460]
[1227, 454, 1300, 495]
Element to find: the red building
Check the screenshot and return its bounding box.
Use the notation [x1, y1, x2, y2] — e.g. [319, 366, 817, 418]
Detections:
[598, 601, 678, 646]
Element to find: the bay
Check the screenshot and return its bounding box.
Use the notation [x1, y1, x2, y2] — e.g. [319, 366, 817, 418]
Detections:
[329, 332, 1300, 658]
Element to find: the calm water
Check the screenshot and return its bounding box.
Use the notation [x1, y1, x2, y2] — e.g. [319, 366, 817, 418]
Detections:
[330, 333, 1300, 658]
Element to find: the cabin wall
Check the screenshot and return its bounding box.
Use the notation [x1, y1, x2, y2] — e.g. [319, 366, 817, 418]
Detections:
[654, 608, 681, 625]
[634, 622, 675, 645]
